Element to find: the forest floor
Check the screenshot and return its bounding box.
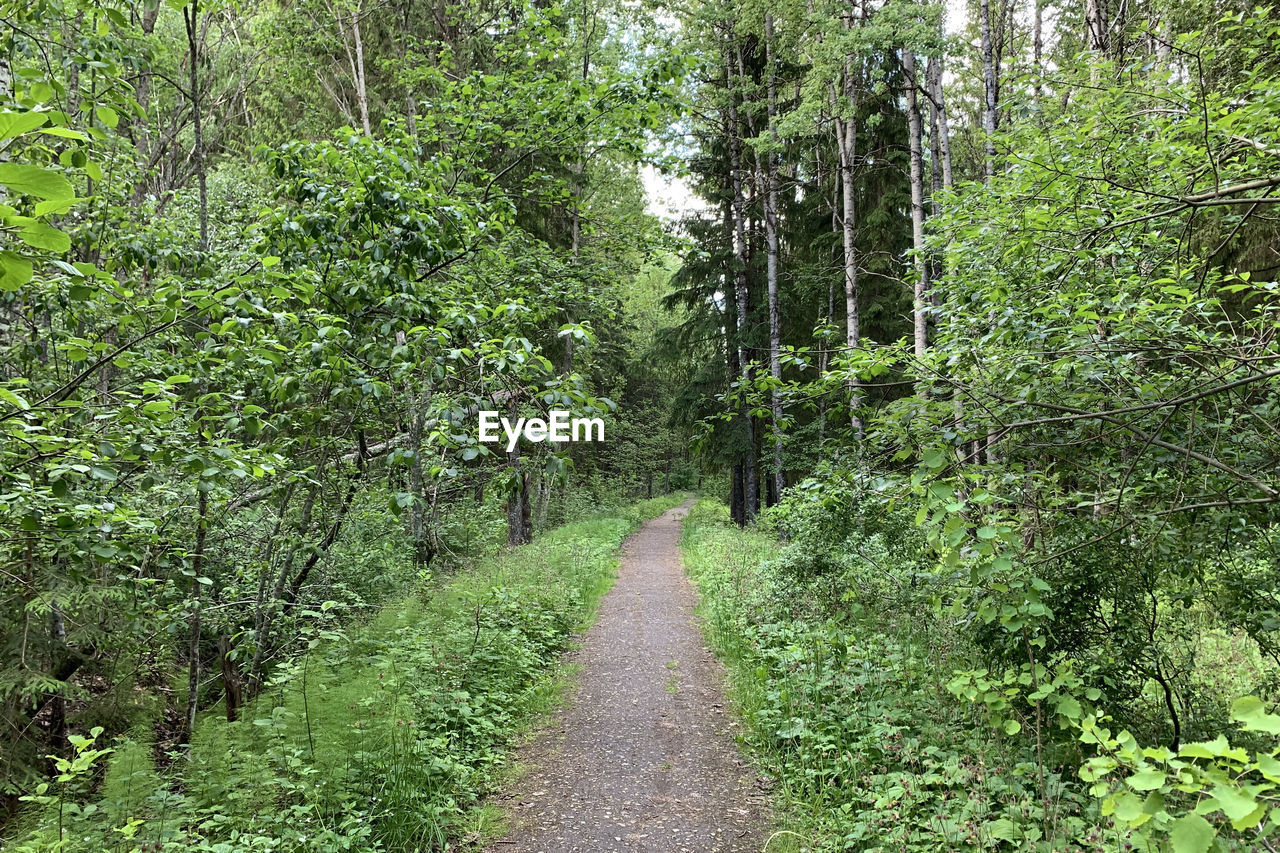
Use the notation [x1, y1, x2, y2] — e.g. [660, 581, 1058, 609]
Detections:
[485, 501, 770, 853]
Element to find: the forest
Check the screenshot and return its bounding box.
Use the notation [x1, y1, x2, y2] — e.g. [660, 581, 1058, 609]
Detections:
[1, 0, 1279, 850]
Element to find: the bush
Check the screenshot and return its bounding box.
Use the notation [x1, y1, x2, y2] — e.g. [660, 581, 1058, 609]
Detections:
[682, 499, 1118, 852]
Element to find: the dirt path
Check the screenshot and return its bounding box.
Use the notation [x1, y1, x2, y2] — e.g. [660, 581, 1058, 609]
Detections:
[486, 502, 769, 853]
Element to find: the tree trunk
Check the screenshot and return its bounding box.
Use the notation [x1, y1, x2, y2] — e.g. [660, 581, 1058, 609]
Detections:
[47, 601, 68, 756]
[764, 13, 786, 502]
[506, 453, 530, 545]
[185, 0, 208, 253]
[722, 194, 747, 527]
[521, 478, 532, 543]
[731, 464, 744, 526]
[535, 473, 552, 529]
[506, 397, 531, 545]
[727, 42, 759, 521]
[979, 0, 999, 180]
[248, 483, 294, 696]
[180, 489, 207, 746]
[1155, 12, 1172, 66]
[130, 4, 160, 205]
[179, 0, 209, 749]
[284, 448, 364, 609]
[351, 5, 371, 136]
[219, 634, 242, 723]
[1032, 0, 1044, 106]
[1085, 0, 1109, 60]
[927, 58, 953, 196]
[904, 49, 928, 362]
[835, 66, 862, 438]
[978, 0, 1001, 463]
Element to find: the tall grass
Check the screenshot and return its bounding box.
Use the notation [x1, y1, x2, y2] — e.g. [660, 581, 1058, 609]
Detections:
[8, 494, 688, 853]
[681, 500, 1118, 853]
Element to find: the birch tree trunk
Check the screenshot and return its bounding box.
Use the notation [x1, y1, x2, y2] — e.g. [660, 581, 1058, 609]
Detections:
[1033, 0, 1044, 106]
[979, 0, 1001, 463]
[835, 65, 862, 439]
[904, 49, 928, 361]
[979, 0, 998, 180]
[764, 13, 785, 501]
[926, 56, 954, 201]
[1085, 0, 1109, 59]
[1155, 12, 1172, 66]
[351, 5, 371, 136]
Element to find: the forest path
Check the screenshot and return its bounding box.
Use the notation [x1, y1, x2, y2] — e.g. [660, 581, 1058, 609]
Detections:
[485, 501, 769, 853]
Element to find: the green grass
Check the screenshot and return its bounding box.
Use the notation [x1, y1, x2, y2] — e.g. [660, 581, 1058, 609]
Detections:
[10, 493, 689, 853]
[680, 500, 1117, 853]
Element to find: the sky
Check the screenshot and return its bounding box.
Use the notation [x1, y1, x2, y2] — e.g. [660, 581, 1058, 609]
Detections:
[641, 164, 701, 221]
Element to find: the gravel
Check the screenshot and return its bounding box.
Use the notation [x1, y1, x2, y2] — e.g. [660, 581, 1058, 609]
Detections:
[486, 502, 770, 853]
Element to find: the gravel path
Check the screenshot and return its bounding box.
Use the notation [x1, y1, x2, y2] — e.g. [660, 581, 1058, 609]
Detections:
[486, 502, 769, 853]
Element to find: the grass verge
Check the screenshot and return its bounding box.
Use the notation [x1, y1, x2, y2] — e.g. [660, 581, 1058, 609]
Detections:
[11, 493, 689, 853]
[681, 499, 1113, 853]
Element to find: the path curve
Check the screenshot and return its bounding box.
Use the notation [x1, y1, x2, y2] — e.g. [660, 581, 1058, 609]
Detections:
[486, 501, 769, 853]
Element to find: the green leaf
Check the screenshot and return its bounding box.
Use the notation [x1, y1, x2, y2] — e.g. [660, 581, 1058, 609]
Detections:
[18, 222, 71, 253]
[89, 465, 117, 482]
[1230, 802, 1267, 831]
[34, 197, 83, 216]
[0, 387, 31, 410]
[1180, 736, 1229, 759]
[39, 127, 88, 141]
[1112, 791, 1145, 822]
[0, 251, 34, 291]
[1210, 784, 1257, 822]
[1056, 695, 1083, 720]
[0, 164, 74, 200]
[94, 106, 119, 129]
[985, 818, 1018, 841]
[1255, 752, 1280, 782]
[1231, 696, 1280, 734]
[1126, 767, 1166, 791]
[0, 111, 49, 139]
[1168, 813, 1215, 853]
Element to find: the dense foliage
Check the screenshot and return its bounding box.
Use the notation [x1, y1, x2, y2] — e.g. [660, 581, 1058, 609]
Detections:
[5, 0, 1280, 848]
[670, 0, 1280, 849]
[0, 0, 692, 842]
[8, 495, 685, 850]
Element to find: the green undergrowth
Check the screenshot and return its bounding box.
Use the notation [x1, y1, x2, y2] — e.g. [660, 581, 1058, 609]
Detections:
[11, 493, 688, 853]
[681, 500, 1117, 853]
